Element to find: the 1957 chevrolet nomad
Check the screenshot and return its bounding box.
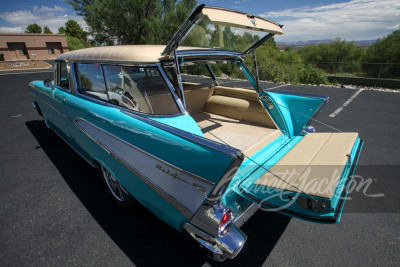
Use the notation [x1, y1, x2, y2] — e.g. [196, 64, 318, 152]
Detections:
[29, 5, 363, 261]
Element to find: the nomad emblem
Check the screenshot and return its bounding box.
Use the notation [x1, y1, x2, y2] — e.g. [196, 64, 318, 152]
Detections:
[156, 164, 206, 193]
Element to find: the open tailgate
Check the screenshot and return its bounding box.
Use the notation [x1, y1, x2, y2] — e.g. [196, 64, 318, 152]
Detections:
[237, 132, 363, 223]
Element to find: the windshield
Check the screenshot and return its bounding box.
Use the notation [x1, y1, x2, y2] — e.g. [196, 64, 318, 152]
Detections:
[181, 21, 263, 52]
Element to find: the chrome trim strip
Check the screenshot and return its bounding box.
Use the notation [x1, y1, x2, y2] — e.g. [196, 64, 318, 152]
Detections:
[176, 50, 242, 58]
[206, 64, 220, 86]
[73, 118, 216, 218]
[184, 223, 247, 259]
[173, 49, 186, 108]
[156, 63, 186, 113]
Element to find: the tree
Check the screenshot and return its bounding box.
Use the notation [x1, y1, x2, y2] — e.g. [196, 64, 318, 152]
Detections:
[66, 36, 85, 51]
[67, 0, 196, 45]
[58, 19, 89, 49]
[64, 19, 86, 40]
[25, 23, 42, 33]
[363, 30, 400, 78]
[58, 27, 66, 34]
[43, 26, 53, 34]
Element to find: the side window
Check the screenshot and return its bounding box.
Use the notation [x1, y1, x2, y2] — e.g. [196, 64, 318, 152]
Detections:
[76, 63, 108, 101]
[59, 61, 70, 89]
[102, 65, 180, 115]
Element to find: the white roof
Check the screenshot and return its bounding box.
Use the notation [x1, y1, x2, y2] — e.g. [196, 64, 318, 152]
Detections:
[56, 45, 207, 63]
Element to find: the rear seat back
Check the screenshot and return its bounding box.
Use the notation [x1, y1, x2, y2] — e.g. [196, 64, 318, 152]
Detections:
[183, 83, 214, 114]
[203, 86, 277, 128]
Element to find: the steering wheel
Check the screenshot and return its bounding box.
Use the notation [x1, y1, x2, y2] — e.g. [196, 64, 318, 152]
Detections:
[122, 96, 139, 111]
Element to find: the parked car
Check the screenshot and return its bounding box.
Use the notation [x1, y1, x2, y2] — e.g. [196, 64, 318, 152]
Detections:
[29, 5, 363, 261]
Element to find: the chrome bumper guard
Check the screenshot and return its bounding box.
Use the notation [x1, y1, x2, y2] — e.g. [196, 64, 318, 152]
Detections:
[184, 223, 247, 259]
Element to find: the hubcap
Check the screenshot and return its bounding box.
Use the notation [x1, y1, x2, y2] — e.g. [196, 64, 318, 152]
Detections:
[102, 167, 129, 202]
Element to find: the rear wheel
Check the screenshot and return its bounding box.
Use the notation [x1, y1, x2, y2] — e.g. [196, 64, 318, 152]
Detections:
[100, 165, 136, 209]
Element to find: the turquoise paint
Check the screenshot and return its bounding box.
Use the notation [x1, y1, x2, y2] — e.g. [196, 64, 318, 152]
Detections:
[259, 91, 325, 138]
[238, 62, 257, 89]
[150, 114, 204, 137]
[235, 134, 363, 224]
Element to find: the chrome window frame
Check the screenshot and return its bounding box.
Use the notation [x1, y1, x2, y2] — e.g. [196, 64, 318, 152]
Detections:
[70, 61, 185, 117]
[53, 60, 72, 92]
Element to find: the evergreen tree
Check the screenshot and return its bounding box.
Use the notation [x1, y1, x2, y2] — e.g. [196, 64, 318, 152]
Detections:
[25, 23, 42, 33]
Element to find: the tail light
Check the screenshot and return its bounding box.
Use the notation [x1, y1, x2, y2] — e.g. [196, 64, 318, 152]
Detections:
[216, 207, 234, 237]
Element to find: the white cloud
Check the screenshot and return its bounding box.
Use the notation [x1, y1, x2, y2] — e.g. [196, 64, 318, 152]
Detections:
[387, 24, 400, 29]
[0, 5, 87, 34]
[33, 5, 66, 13]
[234, 0, 250, 4]
[0, 26, 23, 33]
[259, 0, 400, 41]
[0, 11, 39, 26]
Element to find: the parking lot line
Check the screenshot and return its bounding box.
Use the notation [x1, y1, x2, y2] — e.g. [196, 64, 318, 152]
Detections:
[329, 89, 363, 118]
[264, 84, 290, 91]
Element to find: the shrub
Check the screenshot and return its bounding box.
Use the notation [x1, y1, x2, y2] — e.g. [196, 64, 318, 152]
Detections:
[0, 54, 4, 61]
[298, 64, 328, 85]
[66, 36, 85, 51]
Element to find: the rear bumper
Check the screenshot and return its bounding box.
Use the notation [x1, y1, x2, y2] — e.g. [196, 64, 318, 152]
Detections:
[184, 223, 247, 259]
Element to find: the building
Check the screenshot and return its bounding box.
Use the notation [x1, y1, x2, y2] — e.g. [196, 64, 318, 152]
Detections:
[0, 33, 69, 61]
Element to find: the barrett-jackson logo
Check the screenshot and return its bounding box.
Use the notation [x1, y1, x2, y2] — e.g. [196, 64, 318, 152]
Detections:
[156, 164, 206, 193]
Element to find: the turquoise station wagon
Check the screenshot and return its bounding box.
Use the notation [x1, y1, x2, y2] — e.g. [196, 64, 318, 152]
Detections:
[29, 5, 363, 261]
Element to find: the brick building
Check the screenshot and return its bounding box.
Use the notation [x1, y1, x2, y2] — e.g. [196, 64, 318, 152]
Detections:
[0, 33, 69, 61]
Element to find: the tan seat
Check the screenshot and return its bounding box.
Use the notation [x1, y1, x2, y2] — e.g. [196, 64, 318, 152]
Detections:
[254, 132, 358, 199]
[184, 86, 214, 114]
[203, 86, 276, 128]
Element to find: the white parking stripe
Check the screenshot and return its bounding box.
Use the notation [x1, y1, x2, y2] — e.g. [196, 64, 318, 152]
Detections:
[329, 89, 363, 118]
[264, 84, 289, 91]
[0, 70, 53, 76]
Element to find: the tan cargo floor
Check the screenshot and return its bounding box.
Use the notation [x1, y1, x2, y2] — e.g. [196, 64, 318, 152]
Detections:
[254, 132, 358, 199]
[191, 112, 282, 156]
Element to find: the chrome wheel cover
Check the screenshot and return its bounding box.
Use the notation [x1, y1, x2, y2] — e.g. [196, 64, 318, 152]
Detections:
[102, 166, 129, 202]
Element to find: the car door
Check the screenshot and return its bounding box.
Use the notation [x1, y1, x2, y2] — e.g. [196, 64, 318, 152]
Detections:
[45, 60, 71, 142]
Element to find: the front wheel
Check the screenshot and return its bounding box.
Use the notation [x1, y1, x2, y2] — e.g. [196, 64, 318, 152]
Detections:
[100, 165, 136, 209]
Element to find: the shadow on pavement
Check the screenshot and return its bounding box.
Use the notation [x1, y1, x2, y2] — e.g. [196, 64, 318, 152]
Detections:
[26, 119, 290, 266]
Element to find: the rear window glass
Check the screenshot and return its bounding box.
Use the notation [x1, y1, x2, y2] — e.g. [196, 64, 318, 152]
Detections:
[102, 65, 180, 115]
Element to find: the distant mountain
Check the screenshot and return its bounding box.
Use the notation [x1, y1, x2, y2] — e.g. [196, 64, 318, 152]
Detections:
[277, 39, 377, 46]
[277, 39, 377, 50]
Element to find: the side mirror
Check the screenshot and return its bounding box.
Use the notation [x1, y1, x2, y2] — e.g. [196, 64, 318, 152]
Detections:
[43, 79, 52, 88]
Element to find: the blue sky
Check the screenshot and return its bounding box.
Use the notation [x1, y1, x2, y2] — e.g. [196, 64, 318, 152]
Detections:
[0, 0, 399, 42]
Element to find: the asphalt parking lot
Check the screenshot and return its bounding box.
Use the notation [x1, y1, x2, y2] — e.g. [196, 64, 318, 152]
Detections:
[0, 69, 399, 266]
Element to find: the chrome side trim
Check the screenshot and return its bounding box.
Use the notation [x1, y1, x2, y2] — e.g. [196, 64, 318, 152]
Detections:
[73, 118, 215, 218]
[184, 223, 247, 259]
